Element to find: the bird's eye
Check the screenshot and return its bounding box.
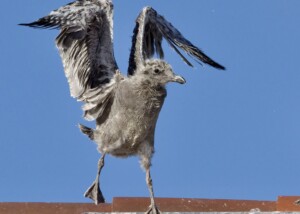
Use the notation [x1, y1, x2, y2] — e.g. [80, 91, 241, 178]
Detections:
[154, 69, 160, 74]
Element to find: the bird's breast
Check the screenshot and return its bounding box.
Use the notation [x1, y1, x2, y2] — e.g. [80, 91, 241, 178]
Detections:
[95, 81, 167, 156]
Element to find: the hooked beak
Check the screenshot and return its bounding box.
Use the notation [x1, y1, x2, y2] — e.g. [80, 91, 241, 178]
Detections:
[172, 75, 186, 84]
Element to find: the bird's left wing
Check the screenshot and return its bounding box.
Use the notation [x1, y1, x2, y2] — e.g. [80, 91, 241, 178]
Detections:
[128, 7, 225, 76]
[20, 0, 120, 121]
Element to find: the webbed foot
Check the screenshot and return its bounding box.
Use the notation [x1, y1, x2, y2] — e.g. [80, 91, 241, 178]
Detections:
[146, 204, 161, 214]
[84, 180, 105, 204]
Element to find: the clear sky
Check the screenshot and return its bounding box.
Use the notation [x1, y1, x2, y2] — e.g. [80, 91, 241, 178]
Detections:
[1, 0, 300, 203]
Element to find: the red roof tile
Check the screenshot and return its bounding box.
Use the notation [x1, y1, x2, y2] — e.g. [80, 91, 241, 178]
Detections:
[1, 196, 300, 213]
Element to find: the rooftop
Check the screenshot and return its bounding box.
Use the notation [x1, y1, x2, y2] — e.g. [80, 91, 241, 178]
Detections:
[1, 196, 300, 214]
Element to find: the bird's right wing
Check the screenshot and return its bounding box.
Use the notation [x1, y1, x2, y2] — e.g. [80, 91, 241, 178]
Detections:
[20, 0, 121, 121]
[128, 7, 225, 76]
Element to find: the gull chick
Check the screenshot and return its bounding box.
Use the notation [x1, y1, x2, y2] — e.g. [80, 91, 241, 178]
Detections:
[20, 0, 225, 213]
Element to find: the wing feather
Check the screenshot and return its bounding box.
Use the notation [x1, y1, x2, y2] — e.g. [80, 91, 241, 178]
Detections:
[20, 0, 120, 121]
[128, 7, 225, 75]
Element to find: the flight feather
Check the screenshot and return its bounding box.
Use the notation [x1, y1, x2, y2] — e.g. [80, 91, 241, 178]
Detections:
[128, 7, 225, 76]
[20, 0, 119, 121]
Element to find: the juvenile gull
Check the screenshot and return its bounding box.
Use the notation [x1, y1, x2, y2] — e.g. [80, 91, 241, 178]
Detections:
[20, 0, 225, 213]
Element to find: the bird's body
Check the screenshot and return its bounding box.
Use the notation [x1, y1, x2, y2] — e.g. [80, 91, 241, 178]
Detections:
[20, 0, 225, 213]
[94, 70, 166, 160]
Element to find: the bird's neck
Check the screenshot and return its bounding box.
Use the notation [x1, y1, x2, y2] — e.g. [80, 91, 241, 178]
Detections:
[130, 76, 167, 98]
[139, 78, 166, 92]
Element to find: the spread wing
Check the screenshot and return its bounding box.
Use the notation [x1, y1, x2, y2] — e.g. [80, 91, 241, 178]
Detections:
[128, 7, 225, 75]
[20, 0, 120, 121]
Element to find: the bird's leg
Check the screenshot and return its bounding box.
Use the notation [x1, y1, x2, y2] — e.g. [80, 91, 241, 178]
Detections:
[145, 168, 161, 214]
[84, 153, 106, 204]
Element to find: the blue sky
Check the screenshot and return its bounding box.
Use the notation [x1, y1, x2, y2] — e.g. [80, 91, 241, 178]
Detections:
[1, 0, 300, 203]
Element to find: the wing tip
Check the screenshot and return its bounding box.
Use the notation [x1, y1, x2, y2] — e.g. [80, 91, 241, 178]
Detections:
[19, 18, 59, 29]
[213, 63, 226, 70]
[143, 6, 153, 11]
[19, 22, 36, 27]
[199, 54, 226, 70]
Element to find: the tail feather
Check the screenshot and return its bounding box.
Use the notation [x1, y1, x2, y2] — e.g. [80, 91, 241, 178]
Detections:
[78, 124, 94, 140]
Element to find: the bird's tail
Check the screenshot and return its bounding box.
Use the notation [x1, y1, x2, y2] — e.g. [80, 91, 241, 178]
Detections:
[78, 124, 94, 140]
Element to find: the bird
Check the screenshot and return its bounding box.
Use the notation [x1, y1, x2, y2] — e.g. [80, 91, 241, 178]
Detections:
[20, 0, 225, 213]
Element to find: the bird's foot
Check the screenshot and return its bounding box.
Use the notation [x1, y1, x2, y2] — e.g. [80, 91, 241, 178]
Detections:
[84, 181, 105, 204]
[146, 204, 161, 214]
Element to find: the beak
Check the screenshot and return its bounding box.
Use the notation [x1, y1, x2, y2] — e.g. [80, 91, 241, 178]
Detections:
[172, 75, 186, 84]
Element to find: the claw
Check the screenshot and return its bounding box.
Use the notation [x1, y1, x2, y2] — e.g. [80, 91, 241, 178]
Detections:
[84, 181, 105, 204]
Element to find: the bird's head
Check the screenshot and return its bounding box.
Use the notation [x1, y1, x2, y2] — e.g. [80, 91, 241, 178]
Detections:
[142, 59, 186, 86]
